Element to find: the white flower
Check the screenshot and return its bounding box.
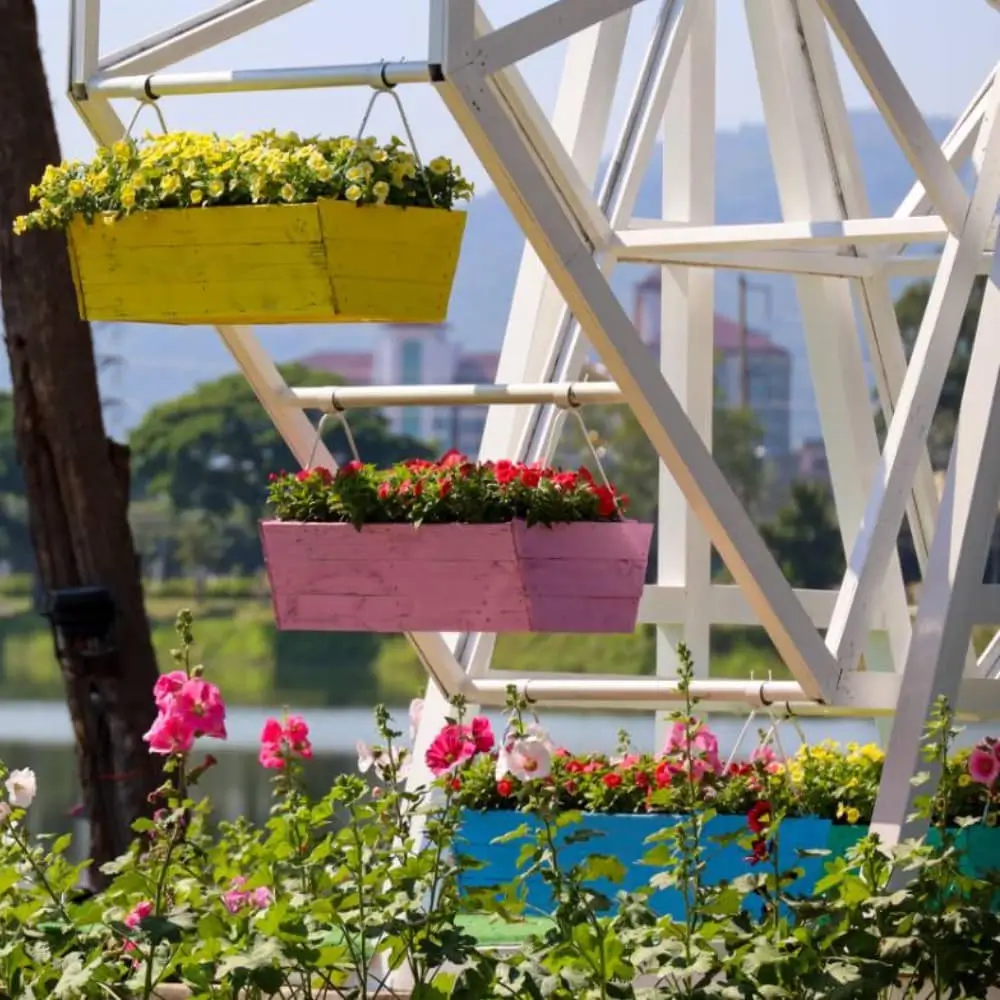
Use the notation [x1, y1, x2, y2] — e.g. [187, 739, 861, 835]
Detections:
[6, 768, 36, 809]
[357, 742, 409, 782]
[408, 698, 424, 742]
[356, 741, 374, 774]
[497, 737, 552, 782]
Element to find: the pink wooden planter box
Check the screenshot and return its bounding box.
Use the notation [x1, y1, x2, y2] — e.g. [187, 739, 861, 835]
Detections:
[260, 519, 653, 634]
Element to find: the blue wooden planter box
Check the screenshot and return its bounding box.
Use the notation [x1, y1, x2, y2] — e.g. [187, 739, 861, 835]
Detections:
[457, 810, 833, 919]
[828, 823, 1000, 878]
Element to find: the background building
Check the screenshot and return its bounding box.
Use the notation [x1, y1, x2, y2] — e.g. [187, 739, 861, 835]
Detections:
[631, 271, 793, 462]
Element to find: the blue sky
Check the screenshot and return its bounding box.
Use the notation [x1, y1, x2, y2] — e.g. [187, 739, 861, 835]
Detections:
[35, 0, 1000, 193]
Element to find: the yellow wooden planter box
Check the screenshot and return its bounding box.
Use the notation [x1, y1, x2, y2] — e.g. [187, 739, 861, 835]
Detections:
[66, 200, 467, 326]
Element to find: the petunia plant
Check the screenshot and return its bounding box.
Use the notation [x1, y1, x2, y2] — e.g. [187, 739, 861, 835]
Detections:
[13, 129, 474, 234]
[266, 449, 630, 528]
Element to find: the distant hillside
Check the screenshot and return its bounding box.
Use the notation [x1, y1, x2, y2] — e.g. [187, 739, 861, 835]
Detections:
[0, 111, 953, 444]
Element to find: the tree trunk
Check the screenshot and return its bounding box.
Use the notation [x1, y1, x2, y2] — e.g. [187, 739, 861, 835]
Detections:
[0, 0, 163, 879]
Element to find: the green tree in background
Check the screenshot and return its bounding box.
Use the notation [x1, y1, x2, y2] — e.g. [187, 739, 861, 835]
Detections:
[129, 363, 433, 515]
[887, 276, 985, 469]
[760, 480, 844, 589]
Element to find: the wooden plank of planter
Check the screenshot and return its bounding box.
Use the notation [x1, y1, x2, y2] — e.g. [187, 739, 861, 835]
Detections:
[260, 520, 653, 634]
[66, 201, 466, 326]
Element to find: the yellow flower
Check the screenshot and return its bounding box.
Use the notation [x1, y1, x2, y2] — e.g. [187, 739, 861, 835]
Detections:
[845, 806, 860, 824]
[372, 181, 390, 204]
[160, 174, 182, 196]
[189, 188, 204, 205]
[345, 184, 363, 203]
[307, 151, 327, 172]
[345, 166, 365, 183]
[279, 183, 296, 202]
[111, 141, 131, 160]
[428, 156, 451, 175]
[131, 171, 149, 190]
[207, 179, 225, 199]
[90, 170, 110, 193]
[121, 187, 137, 209]
[371, 148, 388, 163]
[12, 217, 28, 235]
[314, 163, 333, 182]
[67, 179, 86, 199]
[959, 773, 972, 787]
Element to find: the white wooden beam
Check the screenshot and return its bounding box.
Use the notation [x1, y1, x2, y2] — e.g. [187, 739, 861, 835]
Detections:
[655, 0, 715, 745]
[870, 266, 1000, 845]
[827, 83, 1000, 677]
[618, 215, 960, 254]
[472, 0, 645, 74]
[746, 0, 912, 691]
[97, 0, 317, 76]
[814, 0, 970, 235]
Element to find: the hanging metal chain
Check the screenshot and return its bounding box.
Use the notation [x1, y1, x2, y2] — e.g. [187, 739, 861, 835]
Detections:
[566, 395, 626, 521]
[306, 410, 363, 469]
[341, 68, 436, 205]
[123, 99, 169, 139]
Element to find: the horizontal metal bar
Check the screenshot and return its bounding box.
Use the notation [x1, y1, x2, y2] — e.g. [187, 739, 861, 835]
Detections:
[464, 674, 1000, 719]
[468, 677, 809, 708]
[287, 381, 626, 410]
[88, 60, 432, 99]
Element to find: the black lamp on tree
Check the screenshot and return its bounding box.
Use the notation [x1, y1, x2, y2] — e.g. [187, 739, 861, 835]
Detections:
[40, 585, 117, 658]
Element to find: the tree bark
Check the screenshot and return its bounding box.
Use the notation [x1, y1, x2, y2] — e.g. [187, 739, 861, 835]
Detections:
[0, 0, 163, 878]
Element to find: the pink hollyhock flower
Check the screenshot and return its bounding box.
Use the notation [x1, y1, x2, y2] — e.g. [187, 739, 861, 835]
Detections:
[124, 900, 153, 929]
[143, 711, 195, 755]
[153, 671, 187, 710]
[175, 679, 227, 740]
[249, 886, 273, 909]
[425, 723, 476, 775]
[283, 715, 313, 759]
[969, 746, 1000, 787]
[470, 716, 495, 754]
[259, 715, 313, 770]
[222, 877, 248, 913]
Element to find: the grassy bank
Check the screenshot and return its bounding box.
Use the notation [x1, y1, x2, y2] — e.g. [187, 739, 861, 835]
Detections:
[0, 575, 799, 706]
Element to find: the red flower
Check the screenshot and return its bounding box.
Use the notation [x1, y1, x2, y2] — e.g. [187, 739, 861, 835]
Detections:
[438, 449, 468, 468]
[654, 760, 679, 788]
[519, 467, 542, 488]
[496, 778, 514, 797]
[438, 479, 453, 499]
[553, 471, 578, 490]
[746, 838, 770, 866]
[338, 460, 363, 478]
[564, 779, 577, 795]
[494, 460, 517, 485]
[378, 481, 393, 500]
[747, 800, 773, 835]
[470, 716, 495, 754]
[578, 466, 594, 484]
[593, 484, 619, 518]
[635, 770, 650, 790]
[603, 772, 622, 789]
[565, 760, 585, 774]
[450, 777, 462, 792]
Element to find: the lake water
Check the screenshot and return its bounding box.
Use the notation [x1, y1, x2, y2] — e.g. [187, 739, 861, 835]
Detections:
[1, 701, 994, 858]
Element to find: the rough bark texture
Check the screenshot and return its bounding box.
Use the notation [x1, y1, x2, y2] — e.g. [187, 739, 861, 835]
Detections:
[0, 0, 163, 877]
